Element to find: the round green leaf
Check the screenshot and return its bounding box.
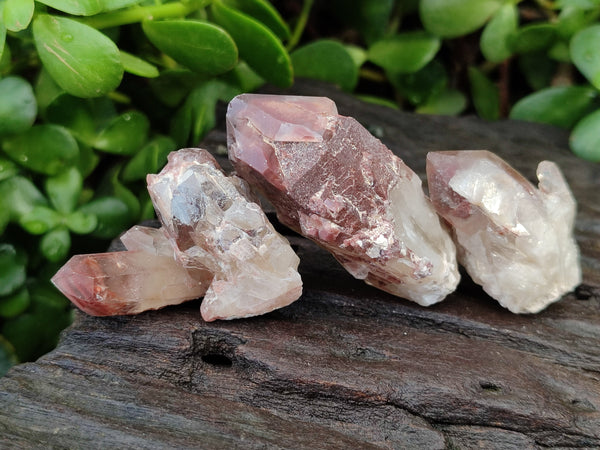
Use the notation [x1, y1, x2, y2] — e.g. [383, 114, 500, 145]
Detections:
[0, 176, 47, 221]
[78, 196, 130, 239]
[223, 0, 290, 40]
[76, 144, 100, 178]
[571, 24, 600, 90]
[420, 0, 501, 38]
[558, 6, 589, 40]
[0, 157, 18, 183]
[0, 244, 26, 297]
[41, 226, 71, 262]
[468, 66, 499, 121]
[416, 88, 467, 116]
[368, 32, 440, 75]
[0, 336, 19, 377]
[19, 206, 62, 235]
[333, 0, 394, 45]
[0, 287, 30, 319]
[33, 15, 124, 97]
[291, 40, 358, 91]
[518, 53, 556, 91]
[102, 0, 142, 12]
[93, 111, 149, 155]
[509, 24, 556, 54]
[142, 19, 238, 76]
[0, 76, 37, 137]
[45, 94, 96, 145]
[510, 86, 597, 129]
[570, 109, 600, 162]
[389, 60, 447, 105]
[211, 1, 293, 87]
[120, 50, 159, 78]
[65, 210, 97, 234]
[2, 125, 79, 175]
[3, 0, 34, 32]
[46, 167, 83, 214]
[35, 0, 103, 16]
[122, 136, 176, 182]
[480, 3, 517, 62]
[35, 69, 65, 114]
[0, 23, 6, 63]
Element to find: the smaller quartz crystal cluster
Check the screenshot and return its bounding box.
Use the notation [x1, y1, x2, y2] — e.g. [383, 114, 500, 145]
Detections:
[52, 149, 302, 321]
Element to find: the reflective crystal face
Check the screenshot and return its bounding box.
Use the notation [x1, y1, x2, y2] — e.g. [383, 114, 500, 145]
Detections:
[147, 148, 302, 321]
[426, 150, 581, 313]
[227, 94, 460, 306]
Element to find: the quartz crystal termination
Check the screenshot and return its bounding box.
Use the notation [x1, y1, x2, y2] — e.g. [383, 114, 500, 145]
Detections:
[147, 148, 302, 321]
[51, 225, 210, 316]
[426, 150, 581, 313]
[227, 94, 460, 306]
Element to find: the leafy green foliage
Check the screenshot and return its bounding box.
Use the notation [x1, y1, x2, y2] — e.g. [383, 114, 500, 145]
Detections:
[571, 109, 600, 162]
[420, 0, 501, 38]
[368, 32, 440, 74]
[0, 76, 37, 137]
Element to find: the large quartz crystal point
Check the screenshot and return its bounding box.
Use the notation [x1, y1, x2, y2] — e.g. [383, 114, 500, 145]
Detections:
[147, 148, 302, 321]
[426, 150, 582, 313]
[227, 94, 460, 306]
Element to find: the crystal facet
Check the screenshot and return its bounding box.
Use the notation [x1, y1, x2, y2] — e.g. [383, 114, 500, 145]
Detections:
[227, 94, 460, 306]
[147, 148, 302, 321]
[426, 150, 581, 313]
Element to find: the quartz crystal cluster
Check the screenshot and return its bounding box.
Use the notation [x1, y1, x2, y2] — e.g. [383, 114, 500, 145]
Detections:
[227, 94, 460, 306]
[52, 149, 302, 321]
[426, 151, 581, 313]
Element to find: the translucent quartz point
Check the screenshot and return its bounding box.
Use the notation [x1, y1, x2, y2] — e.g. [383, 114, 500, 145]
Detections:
[426, 150, 581, 313]
[51, 249, 209, 316]
[227, 94, 460, 306]
[147, 148, 302, 321]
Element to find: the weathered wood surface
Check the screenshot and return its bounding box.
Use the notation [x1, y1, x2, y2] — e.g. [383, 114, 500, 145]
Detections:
[1, 80, 599, 449]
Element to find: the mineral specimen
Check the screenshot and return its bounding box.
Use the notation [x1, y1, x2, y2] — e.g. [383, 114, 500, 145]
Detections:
[227, 94, 460, 306]
[147, 148, 302, 321]
[426, 150, 581, 313]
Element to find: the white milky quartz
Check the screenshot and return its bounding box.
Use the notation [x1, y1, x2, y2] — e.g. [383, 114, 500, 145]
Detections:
[147, 148, 302, 321]
[427, 150, 581, 313]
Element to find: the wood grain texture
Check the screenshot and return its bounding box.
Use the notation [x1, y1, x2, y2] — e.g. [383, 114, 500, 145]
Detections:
[1, 80, 598, 449]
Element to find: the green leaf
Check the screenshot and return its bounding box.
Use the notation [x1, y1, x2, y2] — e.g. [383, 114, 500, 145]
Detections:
[46, 167, 82, 214]
[368, 31, 440, 74]
[0, 157, 18, 182]
[223, 0, 290, 40]
[420, 0, 501, 38]
[331, 0, 394, 45]
[93, 111, 149, 155]
[570, 109, 600, 162]
[389, 60, 447, 105]
[19, 205, 62, 234]
[78, 196, 130, 239]
[0, 336, 19, 377]
[3, 0, 34, 32]
[509, 24, 556, 54]
[468, 66, 499, 120]
[571, 24, 600, 90]
[76, 144, 99, 177]
[416, 88, 467, 116]
[480, 3, 517, 62]
[518, 53, 556, 90]
[220, 61, 264, 93]
[120, 50, 159, 78]
[0, 287, 30, 319]
[45, 94, 96, 145]
[211, 1, 293, 87]
[35, 69, 65, 114]
[142, 19, 238, 76]
[0, 76, 37, 137]
[33, 15, 124, 97]
[548, 41, 571, 63]
[355, 95, 398, 109]
[557, 0, 600, 8]
[0, 21, 6, 63]
[0, 244, 25, 296]
[0, 176, 47, 221]
[65, 209, 97, 234]
[510, 86, 597, 129]
[2, 125, 79, 175]
[149, 69, 205, 108]
[101, 0, 142, 12]
[40, 226, 70, 262]
[558, 7, 590, 40]
[35, 0, 103, 16]
[345, 44, 368, 68]
[291, 40, 358, 91]
[0, 38, 10, 72]
[97, 166, 140, 222]
[122, 136, 176, 181]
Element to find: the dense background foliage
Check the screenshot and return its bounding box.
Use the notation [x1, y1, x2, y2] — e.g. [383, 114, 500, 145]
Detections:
[1, 0, 599, 376]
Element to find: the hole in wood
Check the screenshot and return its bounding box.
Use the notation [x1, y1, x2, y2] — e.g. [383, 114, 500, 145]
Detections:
[201, 353, 233, 367]
[479, 381, 501, 392]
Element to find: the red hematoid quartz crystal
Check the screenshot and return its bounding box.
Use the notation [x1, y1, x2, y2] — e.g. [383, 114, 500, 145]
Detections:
[227, 94, 460, 306]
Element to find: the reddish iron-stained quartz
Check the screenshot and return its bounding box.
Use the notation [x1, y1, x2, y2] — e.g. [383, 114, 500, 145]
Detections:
[227, 94, 460, 306]
[426, 150, 581, 313]
[147, 148, 302, 321]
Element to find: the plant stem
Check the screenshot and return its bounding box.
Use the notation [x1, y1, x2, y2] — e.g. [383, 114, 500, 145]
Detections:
[286, 0, 314, 51]
[359, 67, 387, 83]
[77, 0, 210, 29]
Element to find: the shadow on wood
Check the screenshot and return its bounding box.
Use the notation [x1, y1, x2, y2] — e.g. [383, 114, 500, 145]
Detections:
[1, 80, 599, 449]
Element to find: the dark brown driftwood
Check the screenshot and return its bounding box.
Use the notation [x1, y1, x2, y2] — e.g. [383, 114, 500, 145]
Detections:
[1, 80, 599, 449]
